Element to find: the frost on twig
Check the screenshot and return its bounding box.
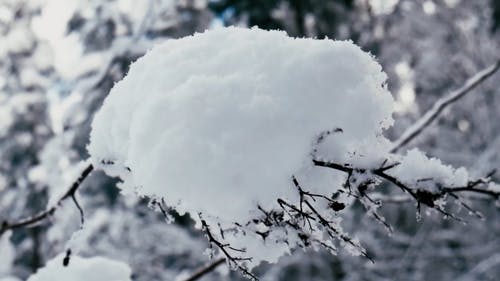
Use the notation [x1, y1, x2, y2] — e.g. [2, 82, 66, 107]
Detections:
[200, 216, 258, 280]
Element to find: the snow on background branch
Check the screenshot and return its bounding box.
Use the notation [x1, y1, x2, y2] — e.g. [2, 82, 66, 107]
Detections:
[391, 59, 500, 153]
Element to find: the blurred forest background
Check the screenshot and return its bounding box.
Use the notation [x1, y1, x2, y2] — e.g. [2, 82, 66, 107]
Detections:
[0, 0, 499, 280]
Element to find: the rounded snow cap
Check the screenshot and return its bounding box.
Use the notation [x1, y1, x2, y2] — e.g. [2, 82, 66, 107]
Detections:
[88, 26, 394, 265]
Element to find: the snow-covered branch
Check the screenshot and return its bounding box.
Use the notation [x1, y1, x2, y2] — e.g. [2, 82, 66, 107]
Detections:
[314, 158, 499, 215]
[391, 59, 500, 153]
[84, 27, 500, 279]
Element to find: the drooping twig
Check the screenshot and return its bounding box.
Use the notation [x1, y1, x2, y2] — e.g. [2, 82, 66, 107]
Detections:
[181, 258, 226, 281]
[302, 198, 374, 262]
[0, 164, 94, 237]
[276, 176, 373, 260]
[193, 157, 498, 278]
[391, 59, 500, 153]
[199, 216, 258, 280]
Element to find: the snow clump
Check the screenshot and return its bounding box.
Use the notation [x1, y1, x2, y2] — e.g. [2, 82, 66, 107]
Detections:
[27, 254, 132, 281]
[88, 27, 469, 266]
[89, 26, 393, 220]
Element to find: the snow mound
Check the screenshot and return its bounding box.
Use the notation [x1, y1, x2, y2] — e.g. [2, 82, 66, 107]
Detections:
[88, 26, 393, 219]
[88, 27, 469, 266]
[27, 254, 131, 281]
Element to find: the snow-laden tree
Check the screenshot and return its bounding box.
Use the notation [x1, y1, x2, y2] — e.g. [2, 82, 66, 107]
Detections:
[210, 1, 500, 280]
[2, 1, 500, 281]
[18, 26, 493, 280]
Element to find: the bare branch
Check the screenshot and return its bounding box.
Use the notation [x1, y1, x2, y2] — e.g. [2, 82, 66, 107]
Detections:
[181, 258, 225, 281]
[391, 59, 500, 153]
[0, 164, 94, 236]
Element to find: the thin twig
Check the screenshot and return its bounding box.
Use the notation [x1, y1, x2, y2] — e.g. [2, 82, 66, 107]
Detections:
[199, 217, 258, 280]
[0, 164, 94, 236]
[181, 258, 226, 281]
[391, 59, 500, 153]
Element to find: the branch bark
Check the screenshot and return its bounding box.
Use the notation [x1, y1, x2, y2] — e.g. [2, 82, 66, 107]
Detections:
[181, 258, 225, 281]
[0, 164, 94, 236]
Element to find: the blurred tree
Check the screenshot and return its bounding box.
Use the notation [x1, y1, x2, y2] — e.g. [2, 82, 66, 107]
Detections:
[209, 0, 355, 37]
[491, 0, 500, 32]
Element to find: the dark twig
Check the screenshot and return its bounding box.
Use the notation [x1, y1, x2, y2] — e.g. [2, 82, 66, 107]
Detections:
[0, 164, 94, 237]
[312, 159, 353, 173]
[181, 258, 226, 281]
[199, 216, 258, 280]
[302, 198, 374, 263]
[442, 185, 500, 199]
[71, 194, 85, 227]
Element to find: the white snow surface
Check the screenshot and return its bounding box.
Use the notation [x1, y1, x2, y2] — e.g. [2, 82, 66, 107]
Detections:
[389, 149, 469, 192]
[27, 254, 131, 281]
[89, 26, 393, 217]
[88, 27, 470, 265]
[0, 231, 15, 277]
